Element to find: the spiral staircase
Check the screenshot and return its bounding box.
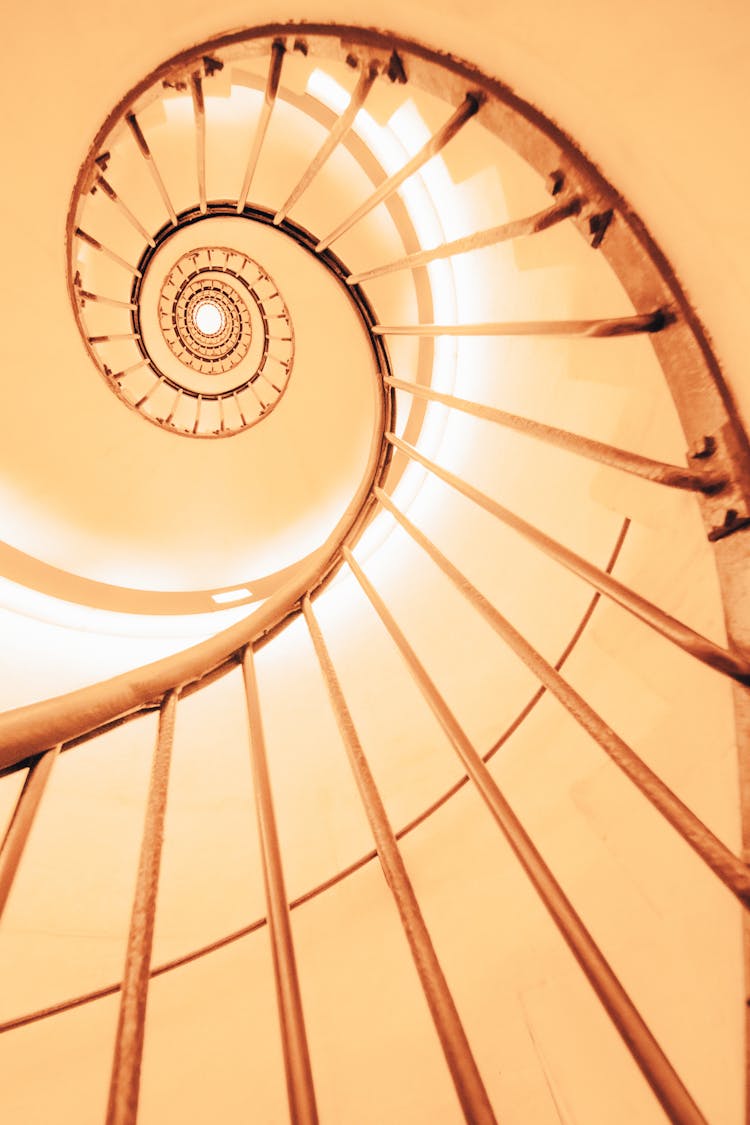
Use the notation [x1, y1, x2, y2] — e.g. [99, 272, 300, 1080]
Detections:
[0, 15, 749, 1125]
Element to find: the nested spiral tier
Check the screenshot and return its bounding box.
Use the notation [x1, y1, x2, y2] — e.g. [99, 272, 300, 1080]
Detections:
[152, 247, 293, 403]
[75, 214, 299, 438]
[161, 252, 256, 374]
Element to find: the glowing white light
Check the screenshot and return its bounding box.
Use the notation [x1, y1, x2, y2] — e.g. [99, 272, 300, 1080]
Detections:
[0, 573, 262, 639]
[212, 587, 253, 604]
[194, 300, 223, 335]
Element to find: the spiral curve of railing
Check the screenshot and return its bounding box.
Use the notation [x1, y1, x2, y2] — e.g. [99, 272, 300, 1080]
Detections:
[1, 23, 750, 1125]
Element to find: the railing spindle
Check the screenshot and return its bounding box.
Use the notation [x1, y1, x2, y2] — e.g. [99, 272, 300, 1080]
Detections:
[78, 290, 138, 310]
[95, 176, 156, 247]
[347, 196, 582, 284]
[75, 228, 142, 277]
[233, 389, 248, 426]
[302, 596, 498, 1125]
[164, 386, 182, 425]
[237, 42, 285, 213]
[111, 360, 151, 385]
[274, 63, 379, 226]
[386, 377, 725, 494]
[126, 114, 178, 226]
[375, 489, 750, 904]
[192, 394, 203, 435]
[134, 378, 162, 409]
[343, 546, 708, 1125]
[88, 333, 140, 344]
[106, 691, 177, 1125]
[373, 311, 670, 338]
[0, 744, 61, 922]
[242, 647, 319, 1125]
[316, 94, 481, 252]
[387, 433, 750, 685]
[190, 72, 207, 214]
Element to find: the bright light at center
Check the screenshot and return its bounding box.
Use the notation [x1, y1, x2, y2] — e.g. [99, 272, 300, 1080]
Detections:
[194, 300, 223, 335]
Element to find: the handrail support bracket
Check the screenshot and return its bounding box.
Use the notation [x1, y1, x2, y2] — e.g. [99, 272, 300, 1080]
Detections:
[693, 423, 750, 541]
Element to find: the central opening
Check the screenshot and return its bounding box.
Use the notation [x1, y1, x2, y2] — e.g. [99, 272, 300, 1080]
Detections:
[193, 299, 224, 336]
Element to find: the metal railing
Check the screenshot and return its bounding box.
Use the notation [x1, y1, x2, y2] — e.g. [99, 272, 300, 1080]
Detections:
[1, 22, 749, 1125]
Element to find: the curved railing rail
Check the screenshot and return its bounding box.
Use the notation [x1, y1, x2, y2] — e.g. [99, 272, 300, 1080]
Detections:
[0, 549, 324, 772]
[0, 518, 631, 1039]
[3, 22, 750, 1125]
[0, 449, 388, 775]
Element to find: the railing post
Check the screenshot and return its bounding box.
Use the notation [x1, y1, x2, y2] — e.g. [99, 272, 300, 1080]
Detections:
[387, 433, 750, 685]
[242, 646, 319, 1125]
[374, 488, 750, 905]
[106, 690, 178, 1125]
[275, 63, 379, 226]
[303, 596, 498, 1125]
[344, 546, 709, 1125]
[316, 94, 481, 252]
[0, 744, 61, 922]
[237, 41, 285, 213]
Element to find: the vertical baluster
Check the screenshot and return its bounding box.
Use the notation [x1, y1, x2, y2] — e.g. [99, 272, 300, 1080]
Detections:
[242, 647, 319, 1125]
[237, 42, 285, 213]
[0, 744, 61, 921]
[106, 691, 177, 1125]
[343, 547, 708, 1125]
[373, 490, 750, 904]
[316, 93, 481, 252]
[372, 312, 670, 337]
[386, 434, 750, 685]
[346, 196, 582, 284]
[302, 596, 497, 1124]
[126, 114, 178, 226]
[75, 228, 142, 276]
[274, 63, 379, 226]
[383, 378, 724, 493]
[95, 176, 156, 246]
[190, 72, 207, 214]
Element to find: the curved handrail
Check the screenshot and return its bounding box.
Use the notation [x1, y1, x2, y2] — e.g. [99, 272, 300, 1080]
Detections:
[0, 412, 389, 771]
[0, 548, 319, 771]
[0, 517, 628, 1036]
